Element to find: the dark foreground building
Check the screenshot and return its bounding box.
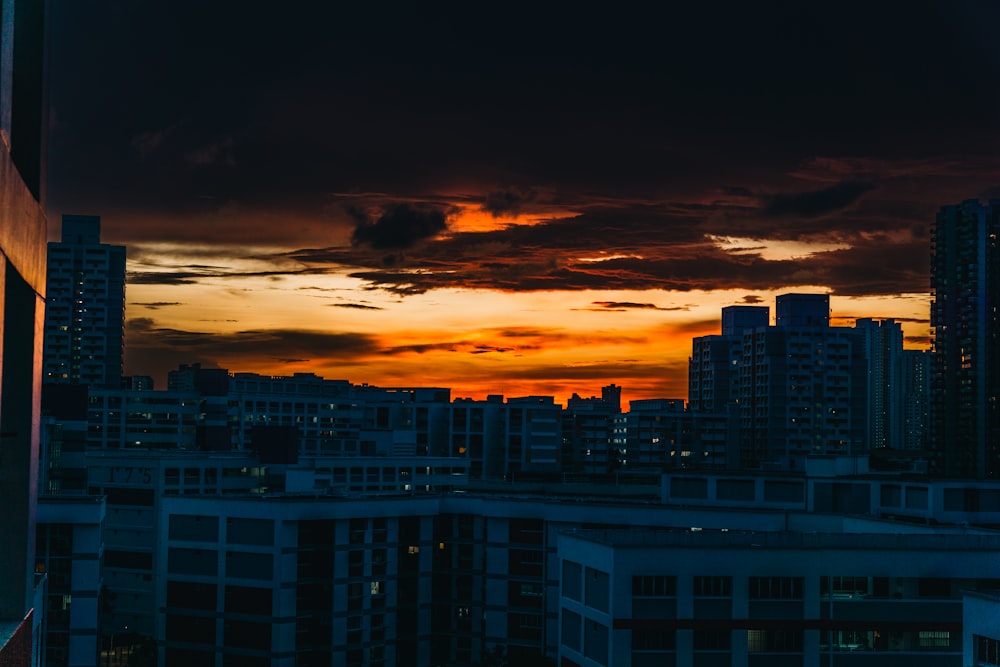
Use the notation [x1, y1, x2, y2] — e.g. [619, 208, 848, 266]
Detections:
[931, 200, 1000, 478]
[0, 0, 50, 664]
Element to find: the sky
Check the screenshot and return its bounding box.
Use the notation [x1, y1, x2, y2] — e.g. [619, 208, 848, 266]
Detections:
[45, 2, 1000, 405]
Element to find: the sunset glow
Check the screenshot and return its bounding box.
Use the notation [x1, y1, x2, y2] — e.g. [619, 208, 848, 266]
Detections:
[46, 2, 998, 408]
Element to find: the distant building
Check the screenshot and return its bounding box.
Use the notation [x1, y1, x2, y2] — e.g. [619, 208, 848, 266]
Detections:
[930, 200, 1000, 478]
[564, 387, 623, 473]
[901, 349, 930, 450]
[505, 396, 562, 476]
[738, 294, 868, 469]
[43, 215, 126, 388]
[689, 305, 768, 413]
[855, 318, 904, 449]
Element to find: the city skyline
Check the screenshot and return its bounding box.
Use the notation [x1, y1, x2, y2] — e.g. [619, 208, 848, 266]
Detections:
[46, 2, 1000, 403]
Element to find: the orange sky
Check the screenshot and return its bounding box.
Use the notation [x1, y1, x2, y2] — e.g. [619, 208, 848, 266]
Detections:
[119, 201, 933, 407]
[46, 2, 1000, 408]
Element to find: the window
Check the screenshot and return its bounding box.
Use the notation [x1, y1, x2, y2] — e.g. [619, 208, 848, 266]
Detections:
[562, 561, 582, 601]
[747, 629, 802, 652]
[919, 631, 951, 649]
[748, 576, 802, 600]
[693, 576, 731, 597]
[632, 575, 676, 597]
[694, 629, 731, 651]
[584, 619, 609, 666]
[520, 583, 543, 597]
[632, 629, 675, 650]
[562, 609, 582, 651]
[917, 578, 951, 598]
[821, 576, 869, 597]
[586, 568, 610, 612]
[976, 634, 1000, 665]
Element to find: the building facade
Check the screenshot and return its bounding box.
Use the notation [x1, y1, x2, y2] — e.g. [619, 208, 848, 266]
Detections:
[855, 318, 904, 450]
[738, 295, 868, 469]
[43, 215, 126, 388]
[930, 199, 1000, 478]
[0, 0, 49, 663]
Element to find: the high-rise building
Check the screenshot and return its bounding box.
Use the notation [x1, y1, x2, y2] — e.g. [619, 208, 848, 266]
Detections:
[738, 294, 868, 469]
[930, 200, 1000, 478]
[43, 215, 126, 387]
[689, 305, 768, 413]
[901, 349, 930, 450]
[856, 318, 904, 450]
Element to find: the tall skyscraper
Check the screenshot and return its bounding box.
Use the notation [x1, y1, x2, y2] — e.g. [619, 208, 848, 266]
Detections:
[901, 349, 929, 450]
[43, 215, 126, 388]
[930, 200, 1000, 478]
[855, 318, 903, 450]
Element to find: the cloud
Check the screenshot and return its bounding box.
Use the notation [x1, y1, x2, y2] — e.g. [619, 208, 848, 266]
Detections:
[125, 319, 379, 371]
[331, 303, 384, 310]
[351, 203, 449, 249]
[762, 180, 876, 218]
[132, 301, 182, 309]
[583, 301, 692, 312]
[591, 301, 662, 310]
[185, 137, 236, 166]
[905, 335, 932, 347]
[739, 295, 764, 304]
[482, 187, 538, 217]
[282, 197, 931, 297]
[470, 345, 515, 354]
[129, 118, 190, 161]
[721, 186, 754, 198]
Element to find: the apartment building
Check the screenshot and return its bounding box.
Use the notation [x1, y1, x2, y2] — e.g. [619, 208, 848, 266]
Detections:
[558, 528, 997, 667]
[43, 215, 126, 388]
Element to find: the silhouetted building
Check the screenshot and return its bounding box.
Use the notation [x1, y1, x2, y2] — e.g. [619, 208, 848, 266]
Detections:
[931, 200, 1000, 478]
[721, 304, 770, 336]
[689, 306, 768, 412]
[43, 215, 126, 387]
[901, 349, 930, 450]
[564, 387, 623, 473]
[775, 292, 829, 328]
[856, 318, 904, 449]
[739, 294, 867, 469]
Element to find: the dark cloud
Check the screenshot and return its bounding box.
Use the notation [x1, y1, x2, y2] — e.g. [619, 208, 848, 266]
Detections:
[670, 319, 725, 334]
[482, 187, 538, 217]
[331, 303, 384, 310]
[721, 186, 754, 198]
[583, 302, 692, 312]
[591, 302, 662, 310]
[740, 295, 764, 304]
[127, 265, 334, 285]
[351, 204, 449, 250]
[133, 301, 182, 309]
[762, 181, 877, 218]
[905, 335, 932, 347]
[470, 345, 515, 354]
[124, 318, 379, 383]
[128, 272, 201, 285]
[280, 197, 932, 297]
